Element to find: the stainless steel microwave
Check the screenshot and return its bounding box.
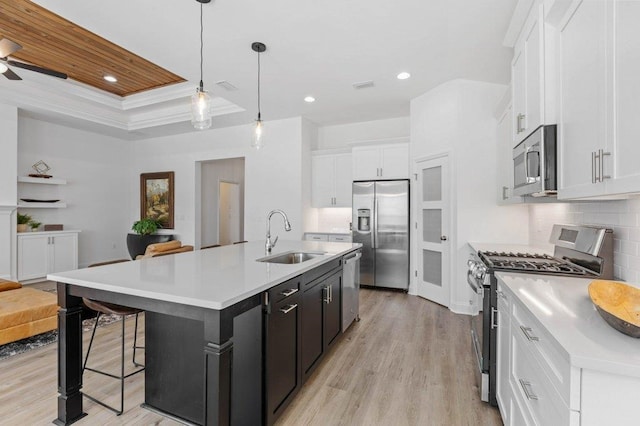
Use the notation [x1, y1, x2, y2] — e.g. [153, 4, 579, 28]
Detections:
[513, 125, 557, 197]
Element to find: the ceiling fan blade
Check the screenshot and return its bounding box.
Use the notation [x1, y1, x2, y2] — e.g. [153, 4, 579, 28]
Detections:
[0, 38, 22, 58]
[3, 68, 22, 81]
[7, 60, 67, 79]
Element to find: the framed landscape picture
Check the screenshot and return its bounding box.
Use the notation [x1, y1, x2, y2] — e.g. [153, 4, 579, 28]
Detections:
[140, 171, 174, 229]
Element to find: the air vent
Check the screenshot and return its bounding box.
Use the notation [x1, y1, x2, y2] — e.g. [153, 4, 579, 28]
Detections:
[352, 80, 375, 90]
[216, 80, 238, 91]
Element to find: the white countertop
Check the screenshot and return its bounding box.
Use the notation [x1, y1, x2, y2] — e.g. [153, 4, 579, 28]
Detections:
[497, 272, 640, 377]
[468, 242, 553, 256]
[49, 240, 360, 310]
[18, 229, 81, 236]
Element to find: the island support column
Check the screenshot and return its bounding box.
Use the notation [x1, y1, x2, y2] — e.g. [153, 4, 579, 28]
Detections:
[203, 309, 234, 426]
[54, 283, 87, 425]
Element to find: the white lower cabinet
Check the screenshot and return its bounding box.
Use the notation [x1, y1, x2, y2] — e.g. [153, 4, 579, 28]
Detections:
[496, 283, 511, 423]
[18, 231, 80, 281]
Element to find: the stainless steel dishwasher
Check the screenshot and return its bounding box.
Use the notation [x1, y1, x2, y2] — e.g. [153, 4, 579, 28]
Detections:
[342, 250, 361, 332]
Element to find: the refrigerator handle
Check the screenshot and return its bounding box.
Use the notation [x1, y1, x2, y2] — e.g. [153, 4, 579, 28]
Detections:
[373, 198, 379, 249]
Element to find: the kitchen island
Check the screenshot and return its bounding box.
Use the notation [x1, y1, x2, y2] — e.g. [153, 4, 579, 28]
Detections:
[50, 240, 360, 426]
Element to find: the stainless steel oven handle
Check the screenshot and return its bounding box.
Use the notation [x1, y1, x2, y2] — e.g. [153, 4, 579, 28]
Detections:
[490, 307, 498, 330]
[466, 268, 482, 295]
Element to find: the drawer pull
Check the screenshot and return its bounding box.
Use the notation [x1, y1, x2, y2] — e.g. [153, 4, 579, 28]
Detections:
[520, 326, 539, 341]
[519, 379, 538, 401]
[280, 288, 299, 297]
[497, 290, 505, 299]
[280, 304, 298, 314]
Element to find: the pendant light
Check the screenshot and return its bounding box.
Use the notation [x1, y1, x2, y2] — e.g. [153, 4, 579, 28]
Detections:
[251, 42, 266, 149]
[191, 0, 212, 130]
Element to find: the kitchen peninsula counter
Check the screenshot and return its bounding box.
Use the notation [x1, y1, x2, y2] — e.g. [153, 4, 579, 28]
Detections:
[50, 240, 360, 426]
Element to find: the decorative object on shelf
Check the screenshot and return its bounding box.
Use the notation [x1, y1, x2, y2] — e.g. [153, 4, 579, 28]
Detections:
[251, 41, 267, 149]
[589, 280, 640, 338]
[29, 221, 42, 232]
[44, 224, 64, 231]
[191, 0, 212, 130]
[140, 171, 174, 229]
[16, 213, 31, 233]
[29, 160, 52, 178]
[20, 199, 60, 203]
[126, 218, 173, 260]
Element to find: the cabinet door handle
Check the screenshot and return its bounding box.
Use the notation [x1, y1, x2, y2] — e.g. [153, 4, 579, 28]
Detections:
[329, 285, 333, 303]
[519, 379, 538, 400]
[323, 286, 330, 304]
[520, 326, 539, 341]
[279, 304, 298, 314]
[592, 151, 597, 183]
[490, 307, 498, 329]
[517, 113, 526, 134]
[280, 288, 298, 297]
[502, 186, 509, 200]
[497, 290, 506, 300]
[600, 149, 611, 180]
[264, 292, 271, 314]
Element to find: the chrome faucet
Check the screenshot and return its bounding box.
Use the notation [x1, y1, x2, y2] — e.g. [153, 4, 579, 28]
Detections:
[266, 209, 292, 253]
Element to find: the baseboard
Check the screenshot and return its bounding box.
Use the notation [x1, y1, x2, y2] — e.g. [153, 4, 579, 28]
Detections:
[449, 302, 477, 316]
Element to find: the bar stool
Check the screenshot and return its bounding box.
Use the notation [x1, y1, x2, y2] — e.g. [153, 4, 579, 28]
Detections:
[81, 260, 145, 415]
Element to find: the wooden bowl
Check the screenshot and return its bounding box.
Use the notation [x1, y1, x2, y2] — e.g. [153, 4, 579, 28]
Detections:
[588, 280, 640, 338]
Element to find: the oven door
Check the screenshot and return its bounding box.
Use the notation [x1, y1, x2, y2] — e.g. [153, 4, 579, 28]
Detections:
[467, 264, 490, 403]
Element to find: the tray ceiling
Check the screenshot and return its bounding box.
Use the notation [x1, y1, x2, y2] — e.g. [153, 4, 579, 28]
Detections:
[0, 0, 185, 97]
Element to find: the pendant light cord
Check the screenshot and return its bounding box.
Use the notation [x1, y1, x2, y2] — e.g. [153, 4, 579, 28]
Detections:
[199, 1, 204, 90]
[257, 49, 261, 120]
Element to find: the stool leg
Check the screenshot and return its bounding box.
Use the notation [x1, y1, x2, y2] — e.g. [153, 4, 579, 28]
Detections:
[83, 312, 101, 372]
[118, 315, 125, 415]
[132, 313, 144, 367]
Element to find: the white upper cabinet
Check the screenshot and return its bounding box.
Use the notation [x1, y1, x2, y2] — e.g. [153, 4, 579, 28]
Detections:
[608, 1, 640, 195]
[512, 2, 547, 144]
[555, 0, 640, 199]
[352, 143, 409, 180]
[496, 103, 523, 205]
[311, 152, 352, 208]
[557, 0, 609, 198]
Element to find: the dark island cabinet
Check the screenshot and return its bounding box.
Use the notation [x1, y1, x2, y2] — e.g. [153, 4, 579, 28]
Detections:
[263, 257, 344, 425]
[301, 267, 343, 381]
[264, 277, 302, 426]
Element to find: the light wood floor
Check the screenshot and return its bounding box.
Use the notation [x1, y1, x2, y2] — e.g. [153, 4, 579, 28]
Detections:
[0, 287, 501, 425]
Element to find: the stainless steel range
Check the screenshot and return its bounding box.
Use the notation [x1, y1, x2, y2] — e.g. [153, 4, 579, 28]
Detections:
[467, 224, 614, 406]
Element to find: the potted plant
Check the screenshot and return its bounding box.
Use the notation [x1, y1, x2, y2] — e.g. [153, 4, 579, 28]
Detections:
[29, 221, 42, 232]
[17, 213, 32, 233]
[126, 218, 173, 259]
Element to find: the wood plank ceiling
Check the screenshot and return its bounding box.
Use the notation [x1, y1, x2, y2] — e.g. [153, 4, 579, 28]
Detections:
[0, 0, 185, 97]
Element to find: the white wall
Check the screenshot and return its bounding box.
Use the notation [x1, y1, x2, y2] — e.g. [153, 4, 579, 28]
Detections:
[18, 115, 133, 268]
[410, 79, 529, 314]
[131, 117, 307, 245]
[316, 116, 409, 150]
[529, 198, 640, 283]
[0, 105, 18, 279]
[200, 158, 245, 247]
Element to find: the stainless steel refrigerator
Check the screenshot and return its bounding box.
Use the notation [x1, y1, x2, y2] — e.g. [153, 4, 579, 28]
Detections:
[352, 180, 409, 290]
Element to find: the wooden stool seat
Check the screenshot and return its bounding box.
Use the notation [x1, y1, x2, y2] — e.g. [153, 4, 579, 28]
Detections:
[82, 298, 143, 317]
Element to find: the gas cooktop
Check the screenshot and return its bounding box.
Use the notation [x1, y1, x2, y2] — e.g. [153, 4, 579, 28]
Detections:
[478, 251, 590, 276]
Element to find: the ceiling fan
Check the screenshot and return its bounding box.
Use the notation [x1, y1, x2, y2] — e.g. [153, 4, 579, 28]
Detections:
[0, 37, 67, 80]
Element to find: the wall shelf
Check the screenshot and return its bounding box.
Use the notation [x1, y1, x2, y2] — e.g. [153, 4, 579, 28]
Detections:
[17, 202, 67, 209]
[18, 176, 67, 185]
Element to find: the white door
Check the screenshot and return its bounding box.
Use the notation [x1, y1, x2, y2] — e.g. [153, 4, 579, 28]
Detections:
[416, 155, 450, 307]
[219, 182, 241, 245]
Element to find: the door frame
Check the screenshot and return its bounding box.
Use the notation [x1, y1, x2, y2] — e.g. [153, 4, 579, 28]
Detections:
[411, 151, 455, 308]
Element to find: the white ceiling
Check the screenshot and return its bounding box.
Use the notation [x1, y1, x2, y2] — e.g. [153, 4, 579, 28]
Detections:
[16, 0, 516, 137]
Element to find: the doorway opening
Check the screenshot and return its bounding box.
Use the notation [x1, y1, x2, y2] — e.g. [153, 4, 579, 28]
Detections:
[200, 158, 245, 248]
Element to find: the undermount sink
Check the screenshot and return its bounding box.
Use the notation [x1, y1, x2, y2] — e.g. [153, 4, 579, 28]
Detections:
[257, 251, 325, 264]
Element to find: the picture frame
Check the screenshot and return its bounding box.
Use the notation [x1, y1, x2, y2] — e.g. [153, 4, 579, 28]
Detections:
[140, 171, 175, 229]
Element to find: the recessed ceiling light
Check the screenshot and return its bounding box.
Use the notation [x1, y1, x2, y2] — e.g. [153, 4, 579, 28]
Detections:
[304, 96, 316, 103]
[103, 75, 117, 83]
[397, 72, 411, 80]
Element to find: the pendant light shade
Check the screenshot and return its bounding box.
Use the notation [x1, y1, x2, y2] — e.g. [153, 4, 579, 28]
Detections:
[191, 0, 212, 130]
[251, 42, 266, 149]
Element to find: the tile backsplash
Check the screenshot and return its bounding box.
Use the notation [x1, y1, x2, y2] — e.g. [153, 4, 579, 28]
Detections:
[529, 197, 640, 282]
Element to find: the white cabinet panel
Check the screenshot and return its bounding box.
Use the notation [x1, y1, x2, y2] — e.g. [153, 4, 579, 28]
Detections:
[557, 0, 609, 198]
[17, 234, 49, 281]
[50, 233, 78, 274]
[496, 284, 511, 424]
[497, 103, 523, 205]
[17, 231, 79, 281]
[352, 147, 380, 180]
[311, 153, 352, 208]
[352, 144, 408, 180]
